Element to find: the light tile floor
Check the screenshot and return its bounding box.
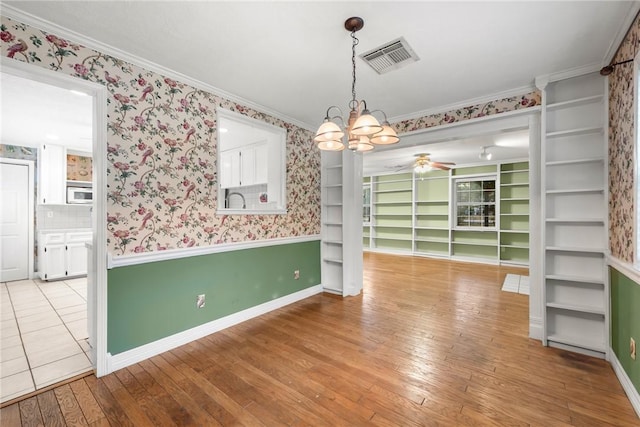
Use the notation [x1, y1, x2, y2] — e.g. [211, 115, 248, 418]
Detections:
[0, 277, 92, 403]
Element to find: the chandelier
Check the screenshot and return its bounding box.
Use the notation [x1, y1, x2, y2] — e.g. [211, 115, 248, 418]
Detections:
[314, 17, 400, 152]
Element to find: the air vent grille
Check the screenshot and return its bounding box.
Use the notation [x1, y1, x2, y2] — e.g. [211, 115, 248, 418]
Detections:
[360, 37, 419, 74]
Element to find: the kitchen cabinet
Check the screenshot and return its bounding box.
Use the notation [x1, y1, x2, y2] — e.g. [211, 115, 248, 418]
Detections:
[219, 143, 268, 189]
[38, 230, 92, 280]
[38, 144, 66, 204]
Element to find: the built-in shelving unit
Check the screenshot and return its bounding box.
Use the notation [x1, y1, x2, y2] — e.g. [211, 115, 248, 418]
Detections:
[363, 176, 371, 248]
[540, 71, 608, 358]
[371, 173, 413, 253]
[499, 161, 529, 265]
[321, 152, 344, 294]
[414, 169, 450, 257]
[365, 161, 529, 266]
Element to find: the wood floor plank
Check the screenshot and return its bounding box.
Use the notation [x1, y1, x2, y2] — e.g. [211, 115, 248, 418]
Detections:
[53, 384, 89, 427]
[36, 390, 65, 427]
[0, 403, 22, 427]
[69, 378, 106, 425]
[1, 253, 637, 426]
[84, 375, 135, 426]
[18, 396, 43, 427]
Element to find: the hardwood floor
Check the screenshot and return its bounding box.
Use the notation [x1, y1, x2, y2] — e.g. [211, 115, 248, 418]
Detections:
[1, 252, 638, 426]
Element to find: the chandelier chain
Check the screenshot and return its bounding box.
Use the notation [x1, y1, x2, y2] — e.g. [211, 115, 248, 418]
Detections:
[351, 29, 359, 108]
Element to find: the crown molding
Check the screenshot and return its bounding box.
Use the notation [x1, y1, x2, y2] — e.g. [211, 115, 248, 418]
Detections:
[603, 1, 640, 65]
[0, 5, 315, 132]
[546, 63, 602, 83]
[388, 84, 537, 124]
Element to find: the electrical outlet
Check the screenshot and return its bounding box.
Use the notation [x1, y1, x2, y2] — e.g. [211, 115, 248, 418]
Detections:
[196, 294, 205, 309]
[631, 337, 636, 360]
[294, 270, 300, 280]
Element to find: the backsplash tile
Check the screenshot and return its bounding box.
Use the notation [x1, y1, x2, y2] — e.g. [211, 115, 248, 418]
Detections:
[37, 205, 92, 230]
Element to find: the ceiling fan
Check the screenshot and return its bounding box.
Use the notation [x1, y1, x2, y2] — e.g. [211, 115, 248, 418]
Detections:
[413, 153, 455, 172]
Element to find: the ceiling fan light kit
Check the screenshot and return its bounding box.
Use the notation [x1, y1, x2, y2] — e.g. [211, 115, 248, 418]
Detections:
[479, 146, 493, 161]
[315, 17, 400, 152]
[413, 153, 455, 173]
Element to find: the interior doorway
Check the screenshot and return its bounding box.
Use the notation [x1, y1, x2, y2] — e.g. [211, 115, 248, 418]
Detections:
[0, 60, 108, 404]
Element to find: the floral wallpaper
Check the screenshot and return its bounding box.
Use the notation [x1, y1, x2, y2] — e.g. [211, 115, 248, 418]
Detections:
[608, 13, 640, 263]
[391, 91, 540, 134]
[0, 16, 319, 256]
[0, 15, 543, 257]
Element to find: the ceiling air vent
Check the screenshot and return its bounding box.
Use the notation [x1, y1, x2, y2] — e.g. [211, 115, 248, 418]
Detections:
[360, 37, 419, 75]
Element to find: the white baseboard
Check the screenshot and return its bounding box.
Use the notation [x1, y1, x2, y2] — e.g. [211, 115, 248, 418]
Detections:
[610, 347, 640, 419]
[529, 316, 543, 340]
[106, 284, 323, 374]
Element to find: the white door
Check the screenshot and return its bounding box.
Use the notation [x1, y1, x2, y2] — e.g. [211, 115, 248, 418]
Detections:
[0, 162, 30, 282]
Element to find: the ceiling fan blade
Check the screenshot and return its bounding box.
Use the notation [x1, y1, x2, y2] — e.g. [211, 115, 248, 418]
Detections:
[430, 163, 451, 171]
[431, 161, 456, 165]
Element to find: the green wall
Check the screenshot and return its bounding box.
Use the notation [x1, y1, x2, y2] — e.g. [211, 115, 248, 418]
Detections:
[107, 240, 320, 355]
[610, 267, 640, 393]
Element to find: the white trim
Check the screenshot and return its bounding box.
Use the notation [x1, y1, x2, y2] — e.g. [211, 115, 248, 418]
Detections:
[546, 63, 602, 83]
[389, 84, 537, 124]
[394, 107, 540, 149]
[1, 57, 110, 377]
[610, 347, 640, 419]
[0, 159, 35, 280]
[106, 284, 323, 374]
[529, 316, 543, 340]
[634, 50, 640, 270]
[608, 255, 640, 286]
[603, 2, 640, 65]
[109, 234, 321, 268]
[1, 5, 313, 132]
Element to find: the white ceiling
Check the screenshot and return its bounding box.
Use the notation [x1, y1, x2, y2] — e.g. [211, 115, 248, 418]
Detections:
[1, 72, 93, 152]
[2, 1, 637, 166]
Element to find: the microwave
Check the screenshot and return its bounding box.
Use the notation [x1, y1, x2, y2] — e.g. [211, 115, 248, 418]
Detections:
[67, 186, 93, 204]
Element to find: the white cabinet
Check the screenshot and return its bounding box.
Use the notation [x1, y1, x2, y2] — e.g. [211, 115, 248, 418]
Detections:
[219, 143, 268, 189]
[539, 71, 608, 358]
[39, 230, 92, 280]
[38, 144, 66, 204]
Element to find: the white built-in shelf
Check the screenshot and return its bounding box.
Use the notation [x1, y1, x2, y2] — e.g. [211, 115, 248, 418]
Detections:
[323, 222, 343, 226]
[374, 189, 412, 194]
[545, 274, 604, 285]
[325, 184, 342, 188]
[500, 183, 528, 187]
[323, 240, 343, 245]
[416, 200, 449, 203]
[374, 225, 414, 229]
[323, 203, 343, 207]
[500, 169, 530, 174]
[500, 213, 529, 216]
[415, 213, 448, 217]
[374, 213, 413, 217]
[373, 201, 413, 205]
[545, 188, 604, 195]
[546, 302, 605, 316]
[546, 94, 603, 111]
[326, 165, 343, 170]
[452, 241, 497, 247]
[545, 157, 604, 167]
[500, 244, 529, 249]
[501, 197, 530, 201]
[323, 258, 343, 264]
[415, 226, 449, 230]
[374, 178, 413, 184]
[415, 237, 449, 243]
[546, 126, 603, 139]
[546, 334, 606, 353]
[500, 230, 529, 234]
[374, 236, 413, 241]
[545, 218, 604, 224]
[545, 246, 605, 254]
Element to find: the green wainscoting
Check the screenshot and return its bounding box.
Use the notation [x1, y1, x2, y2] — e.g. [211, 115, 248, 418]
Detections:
[610, 267, 640, 394]
[107, 240, 320, 355]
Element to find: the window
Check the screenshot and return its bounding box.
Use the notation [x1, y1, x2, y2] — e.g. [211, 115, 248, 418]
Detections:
[454, 177, 496, 228]
[217, 109, 286, 214]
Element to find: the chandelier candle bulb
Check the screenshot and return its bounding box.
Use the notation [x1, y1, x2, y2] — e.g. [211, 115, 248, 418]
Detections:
[315, 16, 399, 153]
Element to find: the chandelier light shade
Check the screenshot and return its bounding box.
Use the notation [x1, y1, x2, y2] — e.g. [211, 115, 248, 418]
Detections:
[315, 17, 400, 152]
